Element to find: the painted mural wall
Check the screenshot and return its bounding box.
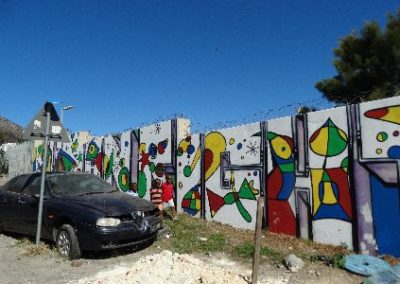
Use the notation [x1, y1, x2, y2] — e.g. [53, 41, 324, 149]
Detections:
[355, 97, 400, 257]
[266, 116, 299, 237]
[176, 133, 202, 218]
[307, 107, 353, 249]
[204, 123, 263, 230]
[26, 97, 400, 257]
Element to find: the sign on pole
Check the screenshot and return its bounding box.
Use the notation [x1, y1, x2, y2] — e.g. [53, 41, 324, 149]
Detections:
[23, 102, 71, 244]
[23, 102, 70, 143]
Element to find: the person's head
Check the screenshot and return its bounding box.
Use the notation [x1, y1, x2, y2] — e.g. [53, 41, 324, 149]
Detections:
[152, 178, 162, 188]
[165, 175, 173, 184]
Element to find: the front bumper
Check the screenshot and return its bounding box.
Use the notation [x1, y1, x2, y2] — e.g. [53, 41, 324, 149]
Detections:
[77, 215, 163, 251]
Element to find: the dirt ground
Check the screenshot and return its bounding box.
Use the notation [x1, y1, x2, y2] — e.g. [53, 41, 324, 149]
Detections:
[0, 232, 363, 284]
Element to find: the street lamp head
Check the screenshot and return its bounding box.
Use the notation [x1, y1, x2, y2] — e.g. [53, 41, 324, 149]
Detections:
[62, 105, 74, 111]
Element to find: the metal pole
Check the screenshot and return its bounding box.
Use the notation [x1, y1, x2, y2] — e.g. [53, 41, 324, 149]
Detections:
[35, 111, 50, 244]
[252, 197, 265, 284]
[60, 109, 64, 124]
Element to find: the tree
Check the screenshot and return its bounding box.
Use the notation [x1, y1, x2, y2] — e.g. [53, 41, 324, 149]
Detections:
[297, 105, 317, 114]
[315, 9, 400, 104]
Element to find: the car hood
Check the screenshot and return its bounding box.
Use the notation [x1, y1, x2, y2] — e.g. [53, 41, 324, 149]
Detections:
[60, 191, 155, 216]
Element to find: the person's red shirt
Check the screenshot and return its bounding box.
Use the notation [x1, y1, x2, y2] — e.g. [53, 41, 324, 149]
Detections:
[161, 181, 174, 202]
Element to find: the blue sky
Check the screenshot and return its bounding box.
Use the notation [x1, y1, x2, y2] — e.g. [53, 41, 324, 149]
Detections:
[0, 1, 398, 135]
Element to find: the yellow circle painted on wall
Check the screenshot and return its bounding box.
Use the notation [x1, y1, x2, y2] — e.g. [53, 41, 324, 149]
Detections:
[376, 132, 388, 142]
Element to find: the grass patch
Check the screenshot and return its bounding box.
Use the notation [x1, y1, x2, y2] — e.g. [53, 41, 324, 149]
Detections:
[13, 238, 32, 248]
[21, 243, 54, 256]
[12, 238, 55, 256]
[200, 233, 226, 252]
[232, 242, 283, 263]
[329, 254, 346, 268]
[165, 215, 226, 254]
[158, 212, 355, 265]
[232, 242, 254, 258]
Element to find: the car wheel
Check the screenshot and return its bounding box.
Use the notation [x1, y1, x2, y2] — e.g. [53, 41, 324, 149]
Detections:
[56, 224, 81, 260]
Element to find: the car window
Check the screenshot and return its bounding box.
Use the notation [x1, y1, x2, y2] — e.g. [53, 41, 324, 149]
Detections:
[48, 173, 116, 196]
[22, 175, 49, 196]
[2, 175, 30, 193]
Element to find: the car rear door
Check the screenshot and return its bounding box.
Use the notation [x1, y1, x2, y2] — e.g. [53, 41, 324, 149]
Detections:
[0, 175, 30, 232]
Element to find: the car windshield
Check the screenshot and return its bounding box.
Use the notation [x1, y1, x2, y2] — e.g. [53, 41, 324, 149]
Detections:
[48, 174, 116, 196]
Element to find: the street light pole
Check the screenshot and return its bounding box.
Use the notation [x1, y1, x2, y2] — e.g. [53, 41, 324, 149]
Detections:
[61, 105, 74, 124]
[36, 103, 51, 244]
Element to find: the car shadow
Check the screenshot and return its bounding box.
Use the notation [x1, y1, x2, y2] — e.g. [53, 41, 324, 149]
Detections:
[0, 231, 156, 260]
[83, 238, 156, 259]
[0, 231, 54, 247]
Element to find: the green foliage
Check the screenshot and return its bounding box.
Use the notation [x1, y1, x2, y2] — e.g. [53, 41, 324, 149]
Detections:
[297, 105, 317, 114]
[316, 9, 400, 104]
[233, 242, 254, 258]
[165, 215, 226, 254]
[0, 149, 8, 175]
[200, 233, 226, 252]
[232, 241, 283, 263]
[0, 130, 22, 145]
[329, 254, 346, 268]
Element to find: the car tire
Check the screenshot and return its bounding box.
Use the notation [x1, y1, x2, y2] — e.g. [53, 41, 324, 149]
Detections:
[56, 224, 81, 260]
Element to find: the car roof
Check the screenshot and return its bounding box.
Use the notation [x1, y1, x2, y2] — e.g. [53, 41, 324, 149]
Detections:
[13, 172, 93, 179]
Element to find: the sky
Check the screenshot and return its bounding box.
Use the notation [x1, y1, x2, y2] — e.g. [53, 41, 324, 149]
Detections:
[0, 1, 399, 135]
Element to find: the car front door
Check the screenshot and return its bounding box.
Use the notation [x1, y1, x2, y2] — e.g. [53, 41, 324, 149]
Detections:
[18, 175, 50, 236]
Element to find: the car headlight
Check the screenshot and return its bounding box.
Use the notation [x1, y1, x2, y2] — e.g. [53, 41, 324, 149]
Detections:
[96, 217, 121, 227]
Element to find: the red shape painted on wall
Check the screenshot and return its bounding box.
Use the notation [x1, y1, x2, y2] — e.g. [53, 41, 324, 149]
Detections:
[267, 199, 296, 236]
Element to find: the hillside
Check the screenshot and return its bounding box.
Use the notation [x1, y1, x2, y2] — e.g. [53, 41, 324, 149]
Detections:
[0, 115, 23, 144]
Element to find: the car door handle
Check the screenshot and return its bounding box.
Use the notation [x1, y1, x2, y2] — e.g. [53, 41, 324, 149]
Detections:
[18, 199, 26, 204]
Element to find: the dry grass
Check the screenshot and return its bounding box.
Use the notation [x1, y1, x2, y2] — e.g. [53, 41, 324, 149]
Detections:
[158, 213, 357, 265]
[13, 238, 56, 256]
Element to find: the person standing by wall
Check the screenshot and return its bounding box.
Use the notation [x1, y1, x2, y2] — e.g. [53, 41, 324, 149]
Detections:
[150, 178, 163, 212]
[162, 175, 177, 220]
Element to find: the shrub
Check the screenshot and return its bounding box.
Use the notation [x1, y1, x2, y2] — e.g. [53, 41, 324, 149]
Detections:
[0, 149, 8, 175]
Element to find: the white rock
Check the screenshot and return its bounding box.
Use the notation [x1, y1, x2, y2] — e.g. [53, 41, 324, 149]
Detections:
[284, 254, 304, 273]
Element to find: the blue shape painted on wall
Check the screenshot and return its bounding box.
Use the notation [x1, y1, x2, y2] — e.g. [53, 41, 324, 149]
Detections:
[370, 175, 400, 257]
[388, 146, 400, 159]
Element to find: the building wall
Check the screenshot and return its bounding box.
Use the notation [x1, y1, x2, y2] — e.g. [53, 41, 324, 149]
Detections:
[307, 107, 353, 249]
[204, 123, 263, 230]
[176, 133, 202, 218]
[5, 141, 32, 177]
[10, 97, 400, 257]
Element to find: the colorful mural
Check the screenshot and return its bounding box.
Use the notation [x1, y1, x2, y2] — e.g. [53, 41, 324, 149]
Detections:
[114, 131, 132, 192]
[56, 131, 90, 172]
[138, 120, 174, 200]
[356, 97, 400, 257]
[176, 134, 202, 217]
[307, 107, 353, 249]
[266, 117, 297, 236]
[84, 136, 104, 177]
[204, 123, 262, 230]
[32, 140, 53, 172]
[25, 97, 400, 257]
